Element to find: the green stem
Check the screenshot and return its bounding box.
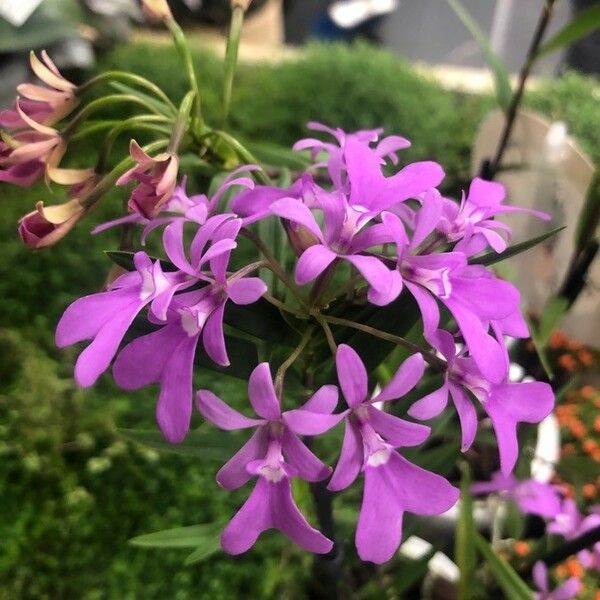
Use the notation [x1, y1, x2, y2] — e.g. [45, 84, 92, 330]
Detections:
[77, 71, 177, 114]
[241, 228, 307, 306]
[97, 115, 172, 171]
[165, 18, 203, 131]
[223, 6, 245, 124]
[212, 130, 272, 184]
[321, 314, 447, 371]
[62, 95, 166, 139]
[274, 326, 315, 398]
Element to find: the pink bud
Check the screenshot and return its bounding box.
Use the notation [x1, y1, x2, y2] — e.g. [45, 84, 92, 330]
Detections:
[140, 0, 173, 22]
[19, 200, 84, 249]
[283, 220, 320, 256]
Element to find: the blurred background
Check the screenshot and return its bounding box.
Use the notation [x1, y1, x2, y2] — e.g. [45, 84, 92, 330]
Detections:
[0, 1, 599, 598]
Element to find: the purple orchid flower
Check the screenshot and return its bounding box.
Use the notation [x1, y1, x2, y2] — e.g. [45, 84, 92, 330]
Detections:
[408, 330, 554, 475]
[56, 251, 191, 388]
[112, 216, 267, 442]
[547, 499, 600, 570]
[533, 561, 581, 600]
[436, 177, 552, 256]
[383, 211, 521, 383]
[293, 121, 411, 188]
[329, 344, 459, 564]
[196, 362, 343, 554]
[267, 139, 443, 305]
[471, 471, 562, 519]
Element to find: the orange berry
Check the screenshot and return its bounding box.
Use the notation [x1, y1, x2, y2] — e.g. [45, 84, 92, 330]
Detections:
[513, 541, 530, 557]
[558, 354, 577, 372]
[549, 331, 567, 349]
[569, 420, 587, 439]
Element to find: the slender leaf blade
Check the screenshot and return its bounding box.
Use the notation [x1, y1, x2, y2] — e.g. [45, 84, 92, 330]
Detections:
[130, 522, 223, 548]
[119, 428, 240, 460]
[470, 226, 565, 266]
[474, 533, 533, 600]
[537, 4, 600, 58]
[456, 463, 476, 600]
[445, 0, 512, 111]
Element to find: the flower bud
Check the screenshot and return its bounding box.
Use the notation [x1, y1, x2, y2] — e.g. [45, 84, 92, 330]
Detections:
[140, 0, 173, 22]
[283, 220, 320, 256]
[19, 200, 84, 249]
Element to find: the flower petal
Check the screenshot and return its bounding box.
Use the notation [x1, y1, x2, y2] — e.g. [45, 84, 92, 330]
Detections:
[373, 353, 425, 404]
[335, 344, 368, 408]
[216, 427, 269, 489]
[448, 382, 478, 452]
[248, 363, 281, 420]
[202, 303, 229, 367]
[295, 244, 337, 285]
[328, 420, 363, 491]
[408, 383, 449, 420]
[227, 277, 267, 305]
[366, 406, 430, 447]
[281, 428, 331, 481]
[196, 390, 264, 430]
[270, 198, 324, 242]
[283, 409, 345, 435]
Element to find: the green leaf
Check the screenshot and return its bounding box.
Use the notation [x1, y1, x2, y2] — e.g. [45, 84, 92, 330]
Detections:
[445, 0, 512, 111]
[536, 3, 600, 58]
[108, 81, 172, 117]
[243, 139, 312, 171]
[535, 295, 569, 346]
[119, 428, 240, 460]
[524, 312, 554, 380]
[130, 522, 223, 548]
[474, 533, 533, 600]
[574, 170, 600, 254]
[130, 522, 223, 565]
[456, 463, 477, 600]
[104, 250, 175, 271]
[469, 226, 565, 266]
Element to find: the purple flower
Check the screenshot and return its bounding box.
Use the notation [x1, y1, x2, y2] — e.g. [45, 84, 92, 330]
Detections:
[533, 561, 581, 600]
[471, 472, 562, 519]
[329, 344, 459, 563]
[56, 251, 189, 388]
[293, 121, 411, 187]
[408, 330, 554, 475]
[112, 217, 266, 442]
[383, 210, 523, 383]
[437, 177, 551, 256]
[196, 363, 343, 554]
[547, 499, 600, 570]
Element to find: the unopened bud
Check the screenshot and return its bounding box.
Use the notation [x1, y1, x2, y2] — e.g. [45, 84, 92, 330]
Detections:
[231, 0, 252, 10]
[141, 0, 173, 22]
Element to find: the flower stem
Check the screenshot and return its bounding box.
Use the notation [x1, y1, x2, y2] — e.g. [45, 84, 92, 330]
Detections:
[320, 314, 447, 371]
[274, 326, 315, 398]
[222, 5, 245, 124]
[241, 228, 307, 306]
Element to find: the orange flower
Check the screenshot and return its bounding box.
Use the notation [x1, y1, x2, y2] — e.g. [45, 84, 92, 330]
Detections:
[578, 350, 594, 366]
[558, 354, 577, 372]
[561, 443, 576, 457]
[565, 557, 584, 579]
[582, 483, 596, 499]
[592, 449, 600, 463]
[583, 439, 598, 454]
[594, 416, 600, 433]
[580, 385, 596, 400]
[555, 564, 568, 578]
[513, 541, 530, 557]
[549, 331, 567, 349]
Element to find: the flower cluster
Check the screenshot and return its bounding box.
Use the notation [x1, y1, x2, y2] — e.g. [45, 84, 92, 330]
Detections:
[5, 100, 557, 562]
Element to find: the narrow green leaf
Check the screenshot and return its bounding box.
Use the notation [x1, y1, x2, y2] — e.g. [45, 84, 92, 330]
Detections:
[574, 171, 600, 254]
[470, 226, 565, 266]
[456, 463, 477, 600]
[445, 0, 512, 111]
[243, 139, 312, 171]
[536, 295, 569, 346]
[524, 312, 554, 380]
[119, 428, 240, 460]
[109, 81, 171, 116]
[474, 532, 534, 600]
[536, 4, 600, 58]
[130, 522, 223, 548]
[184, 538, 222, 565]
